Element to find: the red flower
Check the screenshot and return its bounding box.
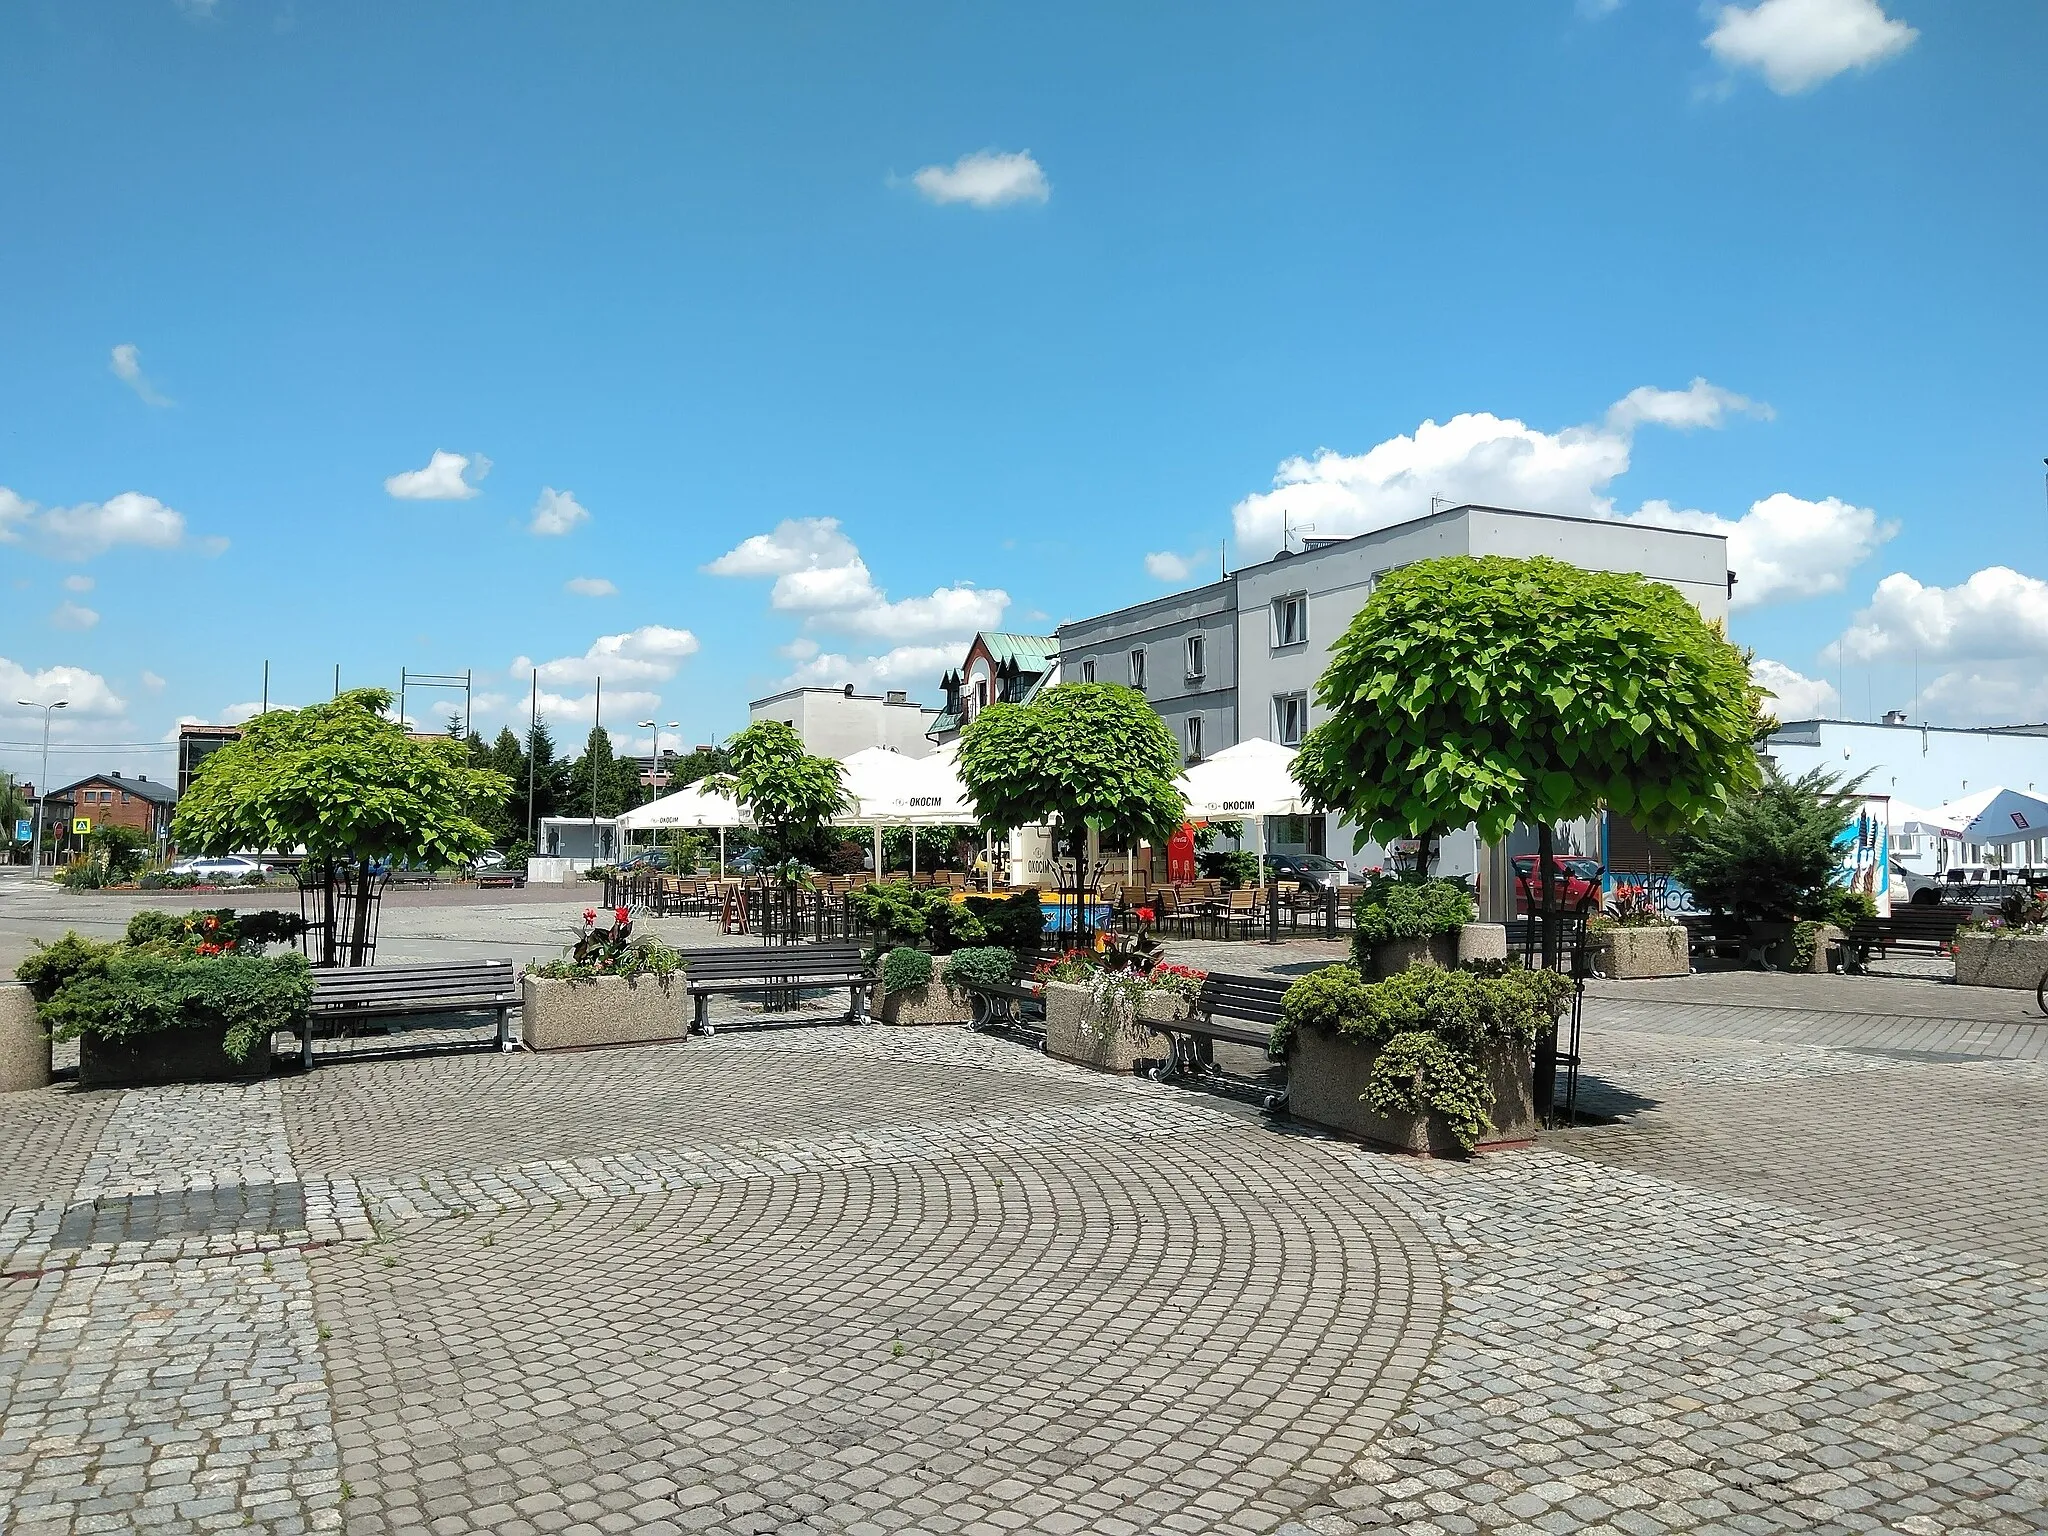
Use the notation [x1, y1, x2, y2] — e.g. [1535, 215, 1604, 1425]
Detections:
[614, 906, 630, 925]
[1136, 907, 1155, 923]
[583, 908, 597, 925]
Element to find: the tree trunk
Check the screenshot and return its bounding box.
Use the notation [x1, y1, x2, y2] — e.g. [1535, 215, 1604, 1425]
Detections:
[1532, 820, 1560, 1126]
[348, 859, 374, 967]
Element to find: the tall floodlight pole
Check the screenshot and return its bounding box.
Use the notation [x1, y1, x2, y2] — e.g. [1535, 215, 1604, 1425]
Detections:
[527, 669, 538, 851]
[17, 698, 68, 877]
[591, 677, 602, 857]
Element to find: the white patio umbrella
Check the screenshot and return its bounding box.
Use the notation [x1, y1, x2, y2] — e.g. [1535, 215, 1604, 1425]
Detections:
[617, 782, 751, 878]
[1177, 737, 1312, 890]
[1929, 786, 2048, 848]
[832, 747, 976, 877]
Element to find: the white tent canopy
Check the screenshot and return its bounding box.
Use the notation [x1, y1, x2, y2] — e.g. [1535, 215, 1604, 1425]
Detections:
[617, 782, 751, 831]
[1927, 786, 2048, 848]
[1176, 738, 1311, 889]
[831, 747, 973, 827]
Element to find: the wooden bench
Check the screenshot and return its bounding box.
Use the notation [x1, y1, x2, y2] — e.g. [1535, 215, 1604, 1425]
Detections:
[1146, 971, 1290, 1109]
[304, 960, 520, 1067]
[672, 943, 871, 1036]
[1839, 907, 1967, 970]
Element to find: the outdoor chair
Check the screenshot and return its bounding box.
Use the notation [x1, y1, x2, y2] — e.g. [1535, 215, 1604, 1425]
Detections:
[1214, 887, 1260, 940]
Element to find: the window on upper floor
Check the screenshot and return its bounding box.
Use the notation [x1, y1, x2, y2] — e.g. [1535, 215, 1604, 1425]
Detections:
[1185, 632, 1205, 681]
[1272, 593, 1308, 648]
[1080, 658, 1096, 684]
[1184, 713, 1204, 763]
[1273, 692, 1307, 746]
[1129, 648, 1147, 689]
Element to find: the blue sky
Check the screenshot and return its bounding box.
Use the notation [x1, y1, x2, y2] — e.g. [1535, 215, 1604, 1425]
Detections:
[3, 0, 2044, 789]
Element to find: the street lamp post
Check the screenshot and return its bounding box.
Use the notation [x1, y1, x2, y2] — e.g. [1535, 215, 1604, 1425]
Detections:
[16, 698, 68, 878]
[635, 720, 679, 799]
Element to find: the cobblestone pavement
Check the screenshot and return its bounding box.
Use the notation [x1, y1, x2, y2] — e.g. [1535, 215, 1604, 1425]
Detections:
[1, 963, 2044, 1533]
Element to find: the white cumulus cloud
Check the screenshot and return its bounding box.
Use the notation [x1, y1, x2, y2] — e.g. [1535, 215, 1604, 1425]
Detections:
[1144, 548, 1221, 585]
[63, 574, 95, 593]
[0, 487, 208, 561]
[109, 343, 172, 407]
[511, 625, 701, 690]
[1827, 567, 2048, 666]
[1228, 380, 1887, 611]
[1705, 0, 1917, 95]
[50, 601, 99, 631]
[564, 576, 617, 597]
[139, 670, 167, 694]
[785, 645, 960, 693]
[0, 658, 126, 718]
[706, 517, 1007, 642]
[530, 487, 590, 536]
[384, 450, 487, 501]
[1751, 658, 1839, 720]
[1625, 493, 1896, 609]
[911, 149, 1050, 208]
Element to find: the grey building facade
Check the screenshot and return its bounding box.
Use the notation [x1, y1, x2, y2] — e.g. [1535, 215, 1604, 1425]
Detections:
[1057, 503, 1733, 886]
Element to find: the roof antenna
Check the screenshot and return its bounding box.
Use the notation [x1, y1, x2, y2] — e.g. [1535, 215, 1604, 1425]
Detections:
[1431, 494, 1450, 514]
[1282, 507, 1314, 553]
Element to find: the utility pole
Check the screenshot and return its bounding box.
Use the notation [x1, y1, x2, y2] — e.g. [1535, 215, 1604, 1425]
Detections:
[527, 669, 538, 852]
[16, 697, 68, 878]
[591, 677, 602, 840]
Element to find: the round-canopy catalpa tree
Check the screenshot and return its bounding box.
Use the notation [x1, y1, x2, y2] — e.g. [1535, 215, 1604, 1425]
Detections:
[173, 688, 510, 964]
[1292, 555, 1763, 959]
[957, 682, 1186, 931]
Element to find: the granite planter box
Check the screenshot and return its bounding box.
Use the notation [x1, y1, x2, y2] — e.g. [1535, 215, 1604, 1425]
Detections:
[1588, 924, 1689, 979]
[1456, 924, 1507, 965]
[78, 1025, 270, 1091]
[1043, 977, 1178, 1073]
[1953, 932, 2048, 990]
[0, 983, 51, 1093]
[876, 983, 973, 1026]
[1285, 1028, 1537, 1155]
[1365, 934, 1459, 979]
[521, 974, 688, 1051]
[1767, 923, 1844, 974]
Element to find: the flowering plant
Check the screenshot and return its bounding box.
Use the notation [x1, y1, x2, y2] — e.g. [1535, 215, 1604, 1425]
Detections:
[1589, 882, 1676, 929]
[1145, 961, 1208, 1003]
[529, 905, 683, 982]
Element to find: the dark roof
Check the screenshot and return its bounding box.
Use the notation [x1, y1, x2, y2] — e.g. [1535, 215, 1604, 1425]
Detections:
[979, 632, 1059, 673]
[51, 771, 178, 804]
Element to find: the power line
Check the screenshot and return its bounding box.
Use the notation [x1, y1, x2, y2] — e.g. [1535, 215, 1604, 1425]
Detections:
[0, 740, 177, 751]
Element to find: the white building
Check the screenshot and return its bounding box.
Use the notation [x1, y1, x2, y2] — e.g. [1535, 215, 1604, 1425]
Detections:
[1057, 503, 1734, 912]
[749, 684, 941, 760]
[1765, 717, 2048, 870]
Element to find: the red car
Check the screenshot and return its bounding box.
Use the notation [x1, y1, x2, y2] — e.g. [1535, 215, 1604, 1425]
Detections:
[1512, 854, 1603, 914]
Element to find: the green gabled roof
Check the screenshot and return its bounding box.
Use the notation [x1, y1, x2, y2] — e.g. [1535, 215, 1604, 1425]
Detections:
[980, 632, 1059, 673]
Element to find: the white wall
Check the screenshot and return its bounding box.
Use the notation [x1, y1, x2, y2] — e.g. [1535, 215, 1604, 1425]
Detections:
[750, 689, 940, 760]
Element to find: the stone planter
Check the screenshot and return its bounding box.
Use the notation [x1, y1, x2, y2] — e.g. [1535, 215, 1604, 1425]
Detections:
[1587, 924, 1690, 979]
[1366, 934, 1459, 979]
[876, 983, 972, 1026]
[1043, 978, 1175, 1074]
[1765, 924, 1845, 974]
[1456, 924, 1507, 966]
[78, 1025, 270, 1091]
[1285, 1029, 1537, 1155]
[1954, 932, 2048, 990]
[521, 974, 688, 1052]
[0, 983, 52, 1093]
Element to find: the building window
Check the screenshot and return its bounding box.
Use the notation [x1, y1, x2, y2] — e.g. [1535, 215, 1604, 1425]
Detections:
[1273, 692, 1307, 746]
[1129, 648, 1147, 689]
[1185, 632, 1205, 681]
[1272, 593, 1308, 648]
[1080, 658, 1096, 684]
[975, 679, 989, 711]
[1184, 714, 1204, 763]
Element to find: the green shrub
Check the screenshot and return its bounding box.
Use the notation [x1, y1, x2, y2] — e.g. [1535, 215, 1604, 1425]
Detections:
[1197, 850, 1260, 889]
[1826, 888, 1878, 930]
[15, 933, 119, 1003]
[1276, 965, 1370, 1048]
[124, 910, 184, 946]
[55, 860, 105, 891]
[881, 946, 934, 996]
[1275, 961, 1574, 1151]
[925, 901, 990, 953]
[38, 950, 312, 1063]
[848, 882, 934, 948]
[1364, 1031, 1493, 1150]
[961, 891, 1047, 952]
[1351, 876, 1475, 952]
[940, 946, 1017, 991]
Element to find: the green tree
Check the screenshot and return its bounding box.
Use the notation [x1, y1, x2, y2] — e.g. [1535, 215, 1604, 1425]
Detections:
[956, 682, 1186, 915]
[172, 688, 510, 964]
[565, 726, 641, 819]
[1667, 764, 1855, 923]
[0, 775, 27, 863]
[509, 719, 569, 840]
[87, 823, 150, 881]
[708, 721, 847, 876]
[1293, 556, 1762, 962]
[666, 744, 730, 789]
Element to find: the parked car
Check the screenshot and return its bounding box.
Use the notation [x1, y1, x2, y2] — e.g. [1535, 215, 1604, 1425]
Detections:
[617, 849, 672, 873]
[1512, 854, 1603, 914]
[1260, 852, 1348, 892]
[166, 855, 270, 882]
